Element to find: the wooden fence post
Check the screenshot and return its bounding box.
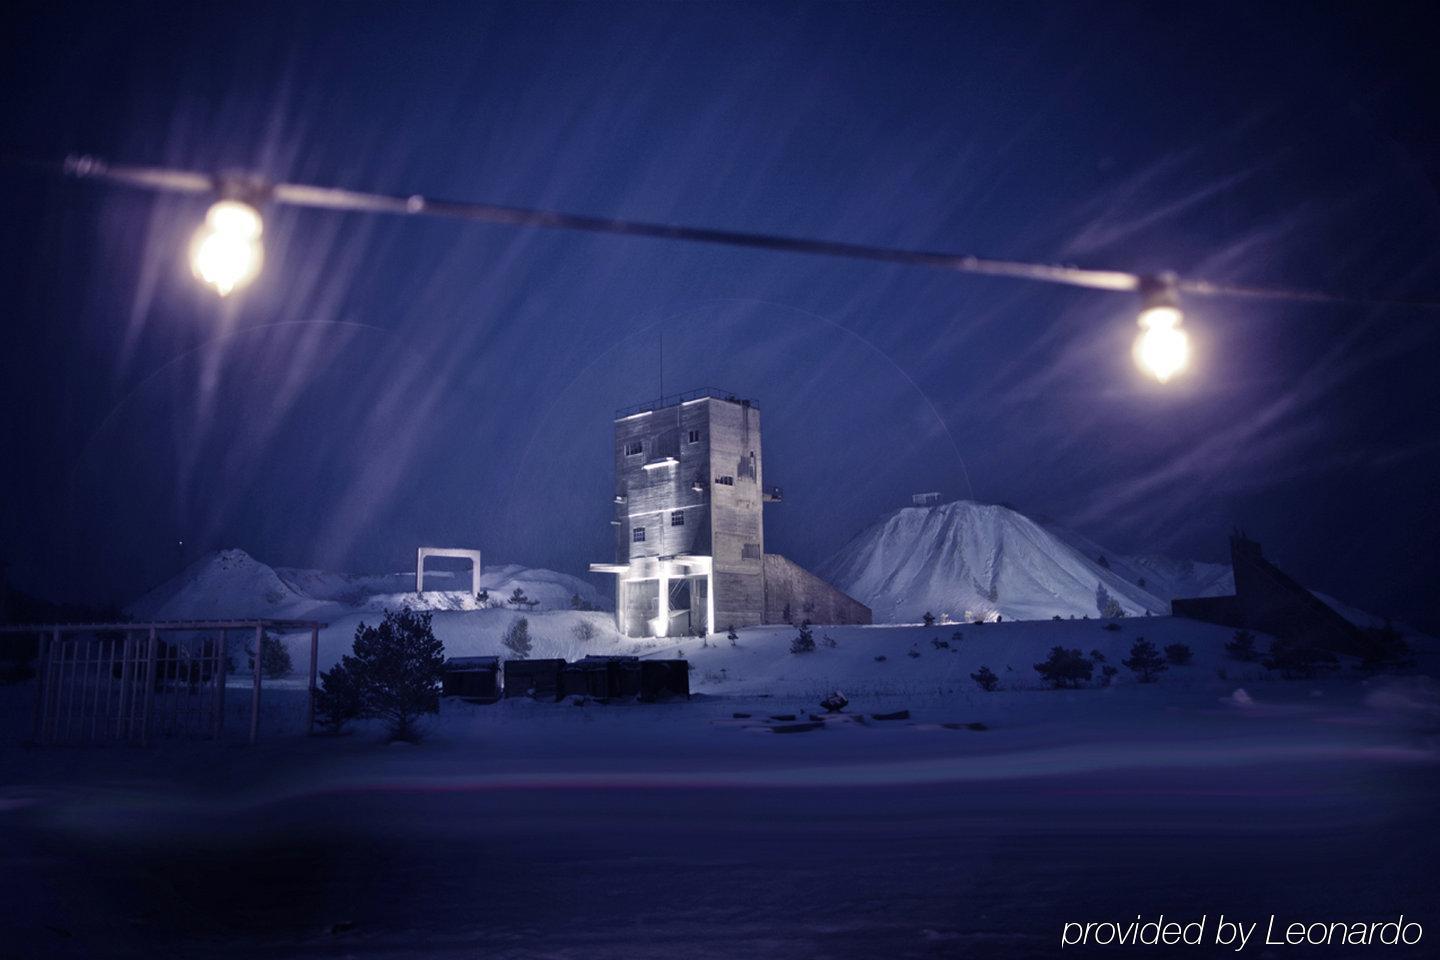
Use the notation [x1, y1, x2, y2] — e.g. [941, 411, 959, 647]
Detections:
[213, 628, 228, 739]
[30, 628, 54, 744]
[306, 624, 319, 735]
[249, 624, 263, 745]
[140, 627, 158, 747]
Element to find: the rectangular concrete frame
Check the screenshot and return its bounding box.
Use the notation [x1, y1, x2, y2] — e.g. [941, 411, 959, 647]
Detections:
[416, 547, 483, 596]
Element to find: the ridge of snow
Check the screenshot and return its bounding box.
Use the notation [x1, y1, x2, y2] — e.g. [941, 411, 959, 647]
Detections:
[127, 548, 605, 622]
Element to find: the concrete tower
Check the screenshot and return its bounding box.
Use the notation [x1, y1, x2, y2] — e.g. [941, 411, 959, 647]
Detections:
[591, 389, 776, 637]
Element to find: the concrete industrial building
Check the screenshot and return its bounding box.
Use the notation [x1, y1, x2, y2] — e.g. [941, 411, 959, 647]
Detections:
[1172, 532, 1376, 658]
[591, 389, 870, 638]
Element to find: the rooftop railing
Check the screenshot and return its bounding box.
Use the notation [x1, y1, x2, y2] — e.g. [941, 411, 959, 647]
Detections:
[614, 387, 754, 419]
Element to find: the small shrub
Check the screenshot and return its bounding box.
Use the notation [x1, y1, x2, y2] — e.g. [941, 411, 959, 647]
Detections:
[822, 633, 838, 648]
[951, 630, 963, 644]
[1225, 630, 1259, 662]
[726, 625, 738, 641]
[1096, 583, 1125, 619]
[502, 616, 533, 659]
[931, 638, 949, 649]
[571, 620, 596, 643]
[1262, 637, 1339, 679]
[1101, 621, 1122, 632]
[1163, 642, 1193, 666]
[907, 647, 921, 658]
[971, 665, 999, 692]
[508, 587, 529, 608]
[1033, 646, 1093, 689]
[1122, 637, 1167, 683]
[922, 612, 936, 627]
[1359, 622, 1413, 671]
[874, 654, 887, 662]
[790, 620, 816, 654]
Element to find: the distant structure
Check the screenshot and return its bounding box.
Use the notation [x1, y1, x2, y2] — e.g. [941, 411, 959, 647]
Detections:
[591, 388, 870, 638]
[1171, 532, 1374, 657]
[416, 547, 482, 595]
[911, 491, 941, 507]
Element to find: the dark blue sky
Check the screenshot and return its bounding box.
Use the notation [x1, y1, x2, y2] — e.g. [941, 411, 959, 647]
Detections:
[2, 2, 1438, 629]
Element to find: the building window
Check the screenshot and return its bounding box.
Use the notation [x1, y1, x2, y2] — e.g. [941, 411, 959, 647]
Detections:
[632, 527, 646, 542]
[742, 543, 761, 560]
[715, 475, 734, 486]
[687, 429, 701, 444]
[624, 441, 643, 457]
[670, 511, 685, 526]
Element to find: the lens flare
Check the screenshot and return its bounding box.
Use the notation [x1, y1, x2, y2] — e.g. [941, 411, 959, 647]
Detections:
[190, 200, 263, 296]
[1133, 308, 1189, 383]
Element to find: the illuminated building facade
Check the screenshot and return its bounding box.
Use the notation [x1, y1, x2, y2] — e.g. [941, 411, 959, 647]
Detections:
[591, 388, 870, 638]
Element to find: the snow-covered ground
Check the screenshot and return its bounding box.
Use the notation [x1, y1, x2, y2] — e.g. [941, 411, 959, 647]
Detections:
[5, 543, 1435, 958]
[2, 656, 1436, 958]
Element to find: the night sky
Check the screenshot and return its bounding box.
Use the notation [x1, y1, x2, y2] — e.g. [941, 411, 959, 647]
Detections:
[2, 2, 1437, 630]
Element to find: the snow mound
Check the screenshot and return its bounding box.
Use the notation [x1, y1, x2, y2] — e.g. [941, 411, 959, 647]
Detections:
[128, 549, 605, 622]
[129, 548, 313, 620]
[818, 500, 1172, 623]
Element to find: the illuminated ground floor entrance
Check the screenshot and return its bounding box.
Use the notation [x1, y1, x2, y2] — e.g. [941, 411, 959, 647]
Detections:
[590, 556, 713, 638]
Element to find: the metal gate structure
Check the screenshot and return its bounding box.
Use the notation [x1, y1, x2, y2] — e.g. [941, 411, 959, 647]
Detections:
[1, 619, 323, 746]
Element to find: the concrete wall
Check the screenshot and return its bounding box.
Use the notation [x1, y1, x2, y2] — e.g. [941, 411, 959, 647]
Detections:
[763, 553, 872, 626]
[706, 400, 766, 628]
[613, 401, 714, 562]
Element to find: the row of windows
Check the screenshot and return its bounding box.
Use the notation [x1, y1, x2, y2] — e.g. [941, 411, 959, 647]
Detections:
[633, 511, 688, 542]
[623, 430, 704, 458]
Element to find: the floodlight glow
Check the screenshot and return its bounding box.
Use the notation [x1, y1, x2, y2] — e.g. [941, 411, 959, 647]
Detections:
[1133, 309, 1190, 383]
[190, 200, 263, 296]
[1133, 277, 1188, 383]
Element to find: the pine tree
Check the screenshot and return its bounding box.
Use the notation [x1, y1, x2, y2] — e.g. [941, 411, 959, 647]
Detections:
[508, 588, 529, 608]
[922, 611, 936, 627]
[348, 607, 445, 741]
[502, 616, 533, 659]
[1163, 642, 1193, 666]
[1033, 646, 1093, 689]
[247, 629, 293, 678]
[313, 659, 365, 733]
[790, 619, 816, 654]
[970, 665, 999, 692]
[1122, 637, 1167, 683]
[1225, 629, 1259, 662]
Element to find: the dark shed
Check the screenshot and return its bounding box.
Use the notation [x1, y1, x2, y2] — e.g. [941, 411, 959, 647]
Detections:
[578, 655, 642, 699]
[639, 659, 690, 701]
[560, 658, 610, 698]
[503, 658, 565, 700]
[442, 656, 500, 702]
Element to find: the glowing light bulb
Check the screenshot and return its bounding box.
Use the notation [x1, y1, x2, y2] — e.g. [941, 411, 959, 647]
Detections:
[1133, 307, 1189, 383]
[190, 200, 263, 296]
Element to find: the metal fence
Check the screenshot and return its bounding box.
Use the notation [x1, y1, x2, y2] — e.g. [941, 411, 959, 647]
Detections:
[3, 619, 322, 746]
